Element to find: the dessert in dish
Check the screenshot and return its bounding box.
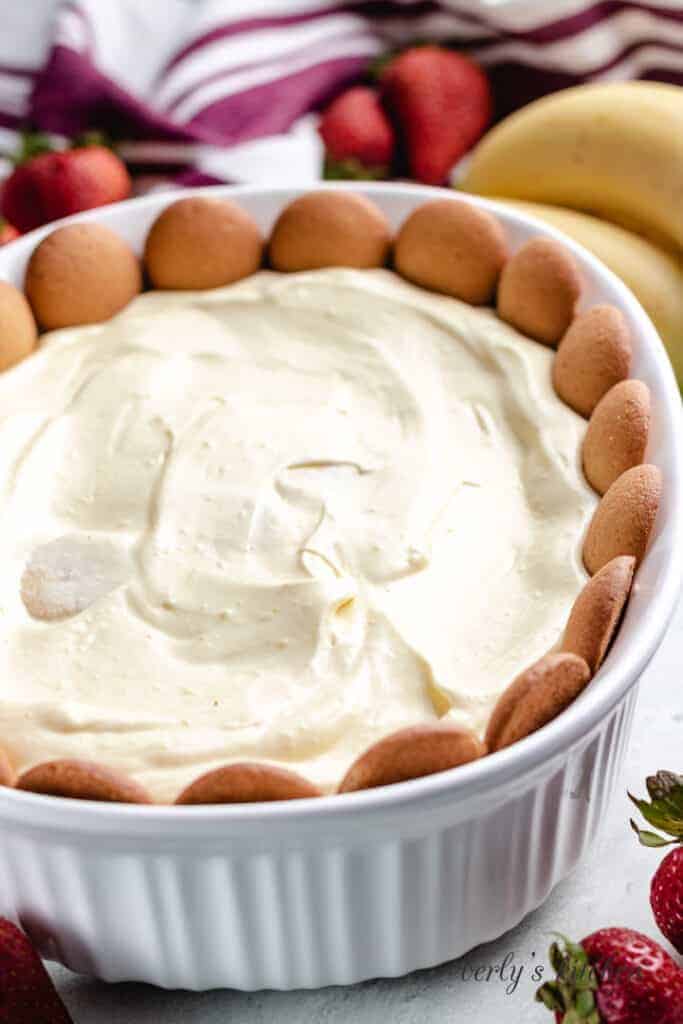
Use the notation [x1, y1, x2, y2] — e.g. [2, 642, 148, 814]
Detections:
[0, 266, 595, 801]
[0, 191, 661, 804]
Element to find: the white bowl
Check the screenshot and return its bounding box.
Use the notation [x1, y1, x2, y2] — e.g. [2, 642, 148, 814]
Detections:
[0, 183, 680, 991]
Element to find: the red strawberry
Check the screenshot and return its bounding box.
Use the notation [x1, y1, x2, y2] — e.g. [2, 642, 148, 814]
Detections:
[652, 849, 683, 956]
[2, 144, 131, 232]
[0, 220, 19, 245]
[631, 770, 683, 954]
[537, 929, 683, 1023]
[381, 45, 492, 185]
[319, 86, 395, 179]
[0, 917, 73, 1023]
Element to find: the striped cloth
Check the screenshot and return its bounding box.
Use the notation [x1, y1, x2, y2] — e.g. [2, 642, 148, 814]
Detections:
[1, 0, 683, 187]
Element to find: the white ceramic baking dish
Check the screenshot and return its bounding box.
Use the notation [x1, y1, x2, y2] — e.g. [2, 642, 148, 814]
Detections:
[0, 183, 680, 991]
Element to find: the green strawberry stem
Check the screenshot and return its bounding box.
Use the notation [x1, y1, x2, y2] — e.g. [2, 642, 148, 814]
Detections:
[629, 820, 678, 848]
[536, 935, 600, 1023]
[0, 130, 55, 165]
[323, 156, 388, 181]
[71, 129, 114, 150]
[370, 49, 399, 80]
[629, 771, 683, 847]
[0, 128, 116, 165]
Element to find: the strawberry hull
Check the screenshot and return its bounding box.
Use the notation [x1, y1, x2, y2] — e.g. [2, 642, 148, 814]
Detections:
[539, 928, 683, 1023]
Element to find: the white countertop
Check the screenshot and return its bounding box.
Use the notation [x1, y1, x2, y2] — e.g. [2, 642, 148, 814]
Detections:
[50, 597, 683, 1023]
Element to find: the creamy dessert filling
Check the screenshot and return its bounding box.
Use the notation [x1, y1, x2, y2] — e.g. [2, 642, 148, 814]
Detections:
[0, 269, 596, 800]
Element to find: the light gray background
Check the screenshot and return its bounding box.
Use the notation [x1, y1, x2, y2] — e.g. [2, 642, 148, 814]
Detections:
[48, 597, 683, 1022]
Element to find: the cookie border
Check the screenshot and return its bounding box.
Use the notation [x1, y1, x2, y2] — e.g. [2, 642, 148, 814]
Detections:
[0, 747, 14, 788]
[582, 379, 650, 495]
[561, 555, 636, 673]
[553, 304, 632, 418]
[16, 759, 152, 804]
[583, 463, 662, 576]
[0, 191, 665, 797]
[485, 653, 591, 753]
[338, 723, 486, 794]
[175, 763, 322, 805]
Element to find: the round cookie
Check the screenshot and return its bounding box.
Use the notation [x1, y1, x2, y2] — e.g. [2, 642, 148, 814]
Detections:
[0, 748, 14, 788]
[553, 305, 632, 418]
[269, 191, 391, 271]
[338, 723, 485, 794]
[175, 763, 321, 804]
[0, 281, 38, 371]
[583, 380, 650, 494]
[561, 556, 635, 673]
[497, 236, 581, 345]
[16, 759, 151, 803]
[583, 464, 661, 575]
[144, 196, 263, 290]
[25, 224, 142, 330]
[21, 535, 131, 622]
[394, 198, 508, 304]
[485, 652, 591, 753]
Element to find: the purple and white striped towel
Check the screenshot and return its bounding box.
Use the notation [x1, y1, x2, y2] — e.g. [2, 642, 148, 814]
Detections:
[1, 0, 683, 187]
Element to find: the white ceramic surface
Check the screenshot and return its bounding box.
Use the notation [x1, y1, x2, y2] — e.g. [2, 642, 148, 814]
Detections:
[0, 183, 680, 990]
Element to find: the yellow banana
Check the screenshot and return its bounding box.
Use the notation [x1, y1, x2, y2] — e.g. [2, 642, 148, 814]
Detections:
[461, 82, 683, 253]
[494, 199, 683, 386]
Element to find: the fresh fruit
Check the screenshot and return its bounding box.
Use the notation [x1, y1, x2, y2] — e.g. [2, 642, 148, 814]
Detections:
[381, 45, 492, 185]
[631, 771, 683, 955]
[0, 220, 19, 245]
[651, 850, 683, 958]
[0, 917, 73, 1023]
[2, 144, 131, 232]
[461, 82, 683, 252]
[537, 928, 683, 1023]
[495, 199, 683, 386]
[319, 86, 395, 178]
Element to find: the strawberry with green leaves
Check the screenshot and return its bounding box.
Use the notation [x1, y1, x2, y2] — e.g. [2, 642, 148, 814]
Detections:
[537, 928, 683, 1023]
[631, 771, 683, 955]
[1, 133, 131, 233]
[319, 86, 395, 180]
[319, 46, 493, 185]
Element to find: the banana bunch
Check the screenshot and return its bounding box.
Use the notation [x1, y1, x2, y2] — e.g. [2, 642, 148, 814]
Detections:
[460, 82, 683, 385]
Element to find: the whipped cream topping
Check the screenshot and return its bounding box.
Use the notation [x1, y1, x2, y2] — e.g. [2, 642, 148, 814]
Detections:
[0, 269, 595, 800]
